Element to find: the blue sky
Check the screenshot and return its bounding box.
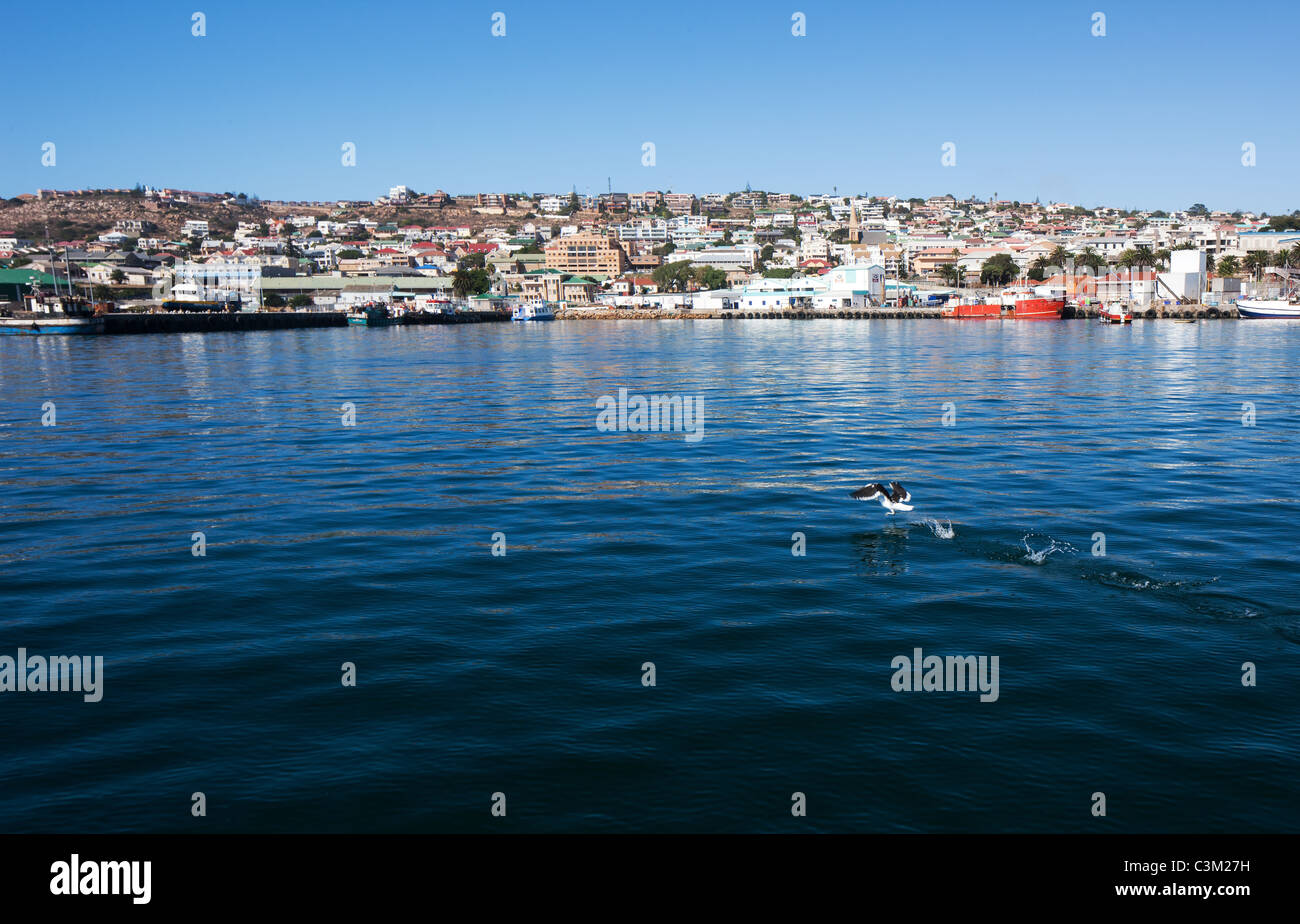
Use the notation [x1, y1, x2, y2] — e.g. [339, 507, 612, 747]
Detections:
[2, 0, 1296, 212]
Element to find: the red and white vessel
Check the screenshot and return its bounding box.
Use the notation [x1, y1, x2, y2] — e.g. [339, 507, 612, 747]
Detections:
[1000, 285, 1064, 320]
[1099, 302, 1132, 324]
[943, 295, 1001, 318]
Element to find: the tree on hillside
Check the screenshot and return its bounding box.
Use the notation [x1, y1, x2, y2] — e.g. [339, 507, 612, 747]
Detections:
[694, 266, 728, 290]
[652, 260, 695, 292]
[452, 267, 491, 298]
[979, 253, 1018, 286]
[1265, 212, 1300, 231]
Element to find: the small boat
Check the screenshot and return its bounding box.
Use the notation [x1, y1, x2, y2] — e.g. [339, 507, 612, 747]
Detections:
[1237, 272, 1300, 318]
[0, 314, 105, 335]
[347, 303, 397, 326]
[1099, 303, 1132, 324]
[512, 299, 555, 321]
[0, 292, 105, 335]
[1236, 297, 1300, 319]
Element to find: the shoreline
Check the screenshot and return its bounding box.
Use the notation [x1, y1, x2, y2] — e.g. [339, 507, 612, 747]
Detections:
[556, 304, 1239, 321]
[0, 305, 1246, 338]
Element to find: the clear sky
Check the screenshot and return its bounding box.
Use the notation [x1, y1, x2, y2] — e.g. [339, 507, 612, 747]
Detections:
[3, 0, 1296, 212]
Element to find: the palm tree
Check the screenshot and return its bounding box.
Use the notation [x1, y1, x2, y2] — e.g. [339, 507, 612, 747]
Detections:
[1075, 247, 1106, 272]
[1243, 251, 1271, 281]
[1216, 256, 1240, 277]
[1048, 245, 1071, 269]
[1153, 249, 1172, 270]
[1131, 244, 1156, 268]
[939, 263, 962, 286]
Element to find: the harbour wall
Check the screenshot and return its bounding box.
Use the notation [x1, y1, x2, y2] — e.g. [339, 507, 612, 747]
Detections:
[556, 305, 1239, 321]
[102, 310, 509, 335]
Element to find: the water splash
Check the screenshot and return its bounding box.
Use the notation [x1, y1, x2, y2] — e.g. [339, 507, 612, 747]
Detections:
[1021, 534, 1076, 564]
[921, 518, 956, 539]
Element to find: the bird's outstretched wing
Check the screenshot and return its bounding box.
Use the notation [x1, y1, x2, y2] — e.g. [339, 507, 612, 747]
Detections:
[888, 482, 911, 503]
[851, 483, 886, 500]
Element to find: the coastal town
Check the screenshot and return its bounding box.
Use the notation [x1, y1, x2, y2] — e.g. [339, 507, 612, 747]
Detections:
[2, 183, 1298, 331]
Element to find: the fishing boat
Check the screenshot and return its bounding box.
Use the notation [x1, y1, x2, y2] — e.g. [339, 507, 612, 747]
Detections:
[1237, 298, 1300, 319]
[511, 299, 555, 321]
[1001, 284, 1064, 320]
[1236, 270, 1300, 318]
[942, 295, 1000, 319]
[0, 291, 105, 335]
[1099, 303, 1132, 324]
[347, 303, 397, 326]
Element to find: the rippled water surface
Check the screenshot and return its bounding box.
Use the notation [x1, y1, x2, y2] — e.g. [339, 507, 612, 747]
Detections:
[1, 320, 1297, 831]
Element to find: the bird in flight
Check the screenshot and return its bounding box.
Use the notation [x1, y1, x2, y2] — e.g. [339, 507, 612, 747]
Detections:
[850, 481, 913, 515]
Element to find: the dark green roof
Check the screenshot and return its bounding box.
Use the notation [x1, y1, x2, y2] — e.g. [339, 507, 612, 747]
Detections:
[0, 268, 62, 285]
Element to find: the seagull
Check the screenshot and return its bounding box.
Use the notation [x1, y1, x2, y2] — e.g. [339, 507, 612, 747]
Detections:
[850, 481, 913, 515]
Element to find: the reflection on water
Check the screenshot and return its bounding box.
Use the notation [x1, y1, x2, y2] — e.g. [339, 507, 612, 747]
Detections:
[0, 319, 1297, 833]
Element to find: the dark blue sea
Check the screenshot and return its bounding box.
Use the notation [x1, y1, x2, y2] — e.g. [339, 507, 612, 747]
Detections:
[1, 320, 1297, 832]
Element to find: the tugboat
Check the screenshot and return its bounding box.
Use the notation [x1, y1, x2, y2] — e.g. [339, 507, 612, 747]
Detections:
[0, 290, 105, 335]
[1099, 302, 1132, 324]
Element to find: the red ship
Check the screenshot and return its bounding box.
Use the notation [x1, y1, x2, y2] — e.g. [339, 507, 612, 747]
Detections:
[1001, 286, 1064, 320]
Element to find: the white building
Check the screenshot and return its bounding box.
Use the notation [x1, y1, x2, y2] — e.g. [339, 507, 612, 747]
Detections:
[735, 263, 886, 311]
[668, 246, 758, 272]
[171, 259, 264, 306]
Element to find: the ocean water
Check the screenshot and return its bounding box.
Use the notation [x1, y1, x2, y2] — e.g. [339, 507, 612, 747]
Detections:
[1, 319, 1297, 833]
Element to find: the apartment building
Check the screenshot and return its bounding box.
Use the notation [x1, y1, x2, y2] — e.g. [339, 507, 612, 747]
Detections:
[663, 193, 696, 216]
[630, 191, 663, 211]
[616, 220, 669, 243]
[544, 230, 629, 276]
